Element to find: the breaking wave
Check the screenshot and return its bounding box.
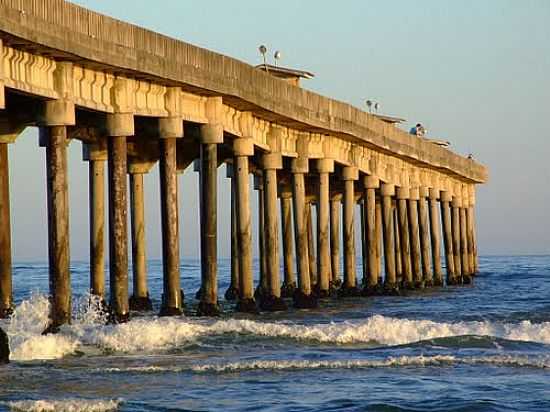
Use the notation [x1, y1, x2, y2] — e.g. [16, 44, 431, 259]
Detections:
[96, 354, 550, 374]
[4, 294, 550, 361]
[3, 398, 121, 412]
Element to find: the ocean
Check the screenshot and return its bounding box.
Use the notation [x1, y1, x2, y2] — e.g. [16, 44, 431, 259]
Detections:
[1, 256, 549, 411]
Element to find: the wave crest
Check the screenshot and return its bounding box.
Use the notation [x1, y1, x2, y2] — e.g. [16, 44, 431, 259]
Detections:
[5, 294, 550, 361]
[4, 398, 121, 412]
[97, 355, 550, 374]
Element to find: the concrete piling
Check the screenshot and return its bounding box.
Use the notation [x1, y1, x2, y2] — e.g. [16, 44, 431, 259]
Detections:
[341, 167, 360, 296]
[280, 192, 296, 297]
[440, 191, 456, 285]
[363, 176, 380, 294]
[460, 205, 471, 283]
[306, 202, 317, 288]
[43, 126, 71, 330]
[428, 188, 444, 286]
[255, 175, 267, 298]
[418, 187, 433, 286]
[316, 160, 333, 297]
[291, 163, 317, 308]
[451, 196, 462, 283]
[396, 187, 413, 289]
[330, 193, 342, 289]
[159, 138, 182, 316]
[375, 201, 383, 285]
[225, 164, 240, 300]
[233, 139, 257, 313]
[85, 146, 106, 300]
[198, 138, 220, 316]
[0, 143, 13, 317]
[394, 206, 403, 280]
[381, 183, 398, 293]
[408, 190, 423, 288]
[360, 198, 367, 286]
[128, 171, 152, 311]
[107, 133, 130, 323]
[472, 207, 479, 274]
[466, 195, 477, 275]
[260, 158, 286, 311]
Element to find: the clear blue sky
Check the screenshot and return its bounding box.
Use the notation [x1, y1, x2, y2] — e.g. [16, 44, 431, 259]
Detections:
[8, 0, 550, 260]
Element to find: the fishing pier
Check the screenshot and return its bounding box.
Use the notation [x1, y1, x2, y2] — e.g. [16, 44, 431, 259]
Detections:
[0, 0, 488, 330]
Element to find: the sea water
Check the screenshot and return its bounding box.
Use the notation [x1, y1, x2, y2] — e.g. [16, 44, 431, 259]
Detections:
[1, 256, 549, 411]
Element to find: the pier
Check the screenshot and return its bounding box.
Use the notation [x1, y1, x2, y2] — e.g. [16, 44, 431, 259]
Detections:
[0, 0, 487, 327]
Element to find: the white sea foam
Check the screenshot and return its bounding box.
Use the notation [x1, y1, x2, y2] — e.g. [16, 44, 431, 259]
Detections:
[6, 293, 80, 361]
[95, 355, 550, 374]
[192, 354, 550, 372]
[5, 293, 550, 361]
[4, 398, 121, 412]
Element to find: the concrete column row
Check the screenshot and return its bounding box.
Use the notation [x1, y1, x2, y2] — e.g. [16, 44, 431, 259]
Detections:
[0, 123, 480, 326]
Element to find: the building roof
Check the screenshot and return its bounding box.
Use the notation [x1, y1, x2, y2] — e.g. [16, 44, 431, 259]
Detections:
[373, 114, 407, 124]
[255, 64, 315, 80]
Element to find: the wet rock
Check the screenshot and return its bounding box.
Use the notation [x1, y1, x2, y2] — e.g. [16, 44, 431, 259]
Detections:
[259, 294, 287, 312]
[224, 286, 239, 301]
[293, 290, 318, 309]
[129, 294, 153, 311]
[235, 298, 258, 314]
[0, 327, 9, 364]
[197, 301, 221, 317]
[383, 282, 401, 296]
[280, 282, 296, 298]
[337, 285, 362, 298]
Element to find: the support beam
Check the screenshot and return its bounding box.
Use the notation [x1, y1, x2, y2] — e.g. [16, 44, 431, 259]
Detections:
[418, 188, 434, 287]
[233, 138, 256, 312]
[429, 189, 444, 286]
[39, 64, 75, 332]
[466, 200, 477, 276]
[363, 176, 380, 294]
[0, 39, 4, 110]
[129, 172, 152, 311]
[260, 156, 286, 311]
[255, 175, 267, 299]
[291, 162, 317, 308]
[0, 143, 13, 317]
[375, 201, 383, 286]
[396, 187, 413, 289]
[306, 202, 317, 287]
[381, 183, 398, 294]
[330, 193, 342, 289]
[316, 159, 333, 297]
[225, 164, 240, 300]
[394, 205, 403, 280]
[471, 204, 479, 274]
[460, 205, 471, 283]
[440, 191, 456, 285]
[198, 138, 220, 315]
[87, 152, 106, 300]
[280, 192, 296, 297]
[451, 196, 463, 283]
[340, 166, 360, 296]
[159, 138, 182, 315]
[408, 189, 423, 288]
[42, 126, 71, 331]
[108, 133, 130, 322]
[360, 198, 367, 287]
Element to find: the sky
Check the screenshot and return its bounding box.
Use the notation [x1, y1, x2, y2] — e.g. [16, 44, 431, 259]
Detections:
[7, 0, 550, 261]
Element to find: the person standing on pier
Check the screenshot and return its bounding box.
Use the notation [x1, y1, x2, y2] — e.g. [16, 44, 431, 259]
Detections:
[410, 123, 426, 137]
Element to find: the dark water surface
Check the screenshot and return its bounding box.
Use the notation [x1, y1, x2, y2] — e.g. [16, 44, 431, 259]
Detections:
[1, 256, 549, 411]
